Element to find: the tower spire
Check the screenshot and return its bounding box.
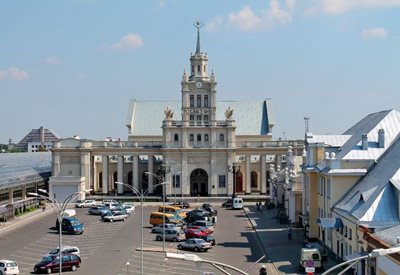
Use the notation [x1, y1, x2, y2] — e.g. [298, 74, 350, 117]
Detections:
[194, 21, 204, 54]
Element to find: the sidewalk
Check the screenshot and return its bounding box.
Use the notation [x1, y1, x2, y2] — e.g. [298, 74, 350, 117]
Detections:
[244, 205, 337, 275]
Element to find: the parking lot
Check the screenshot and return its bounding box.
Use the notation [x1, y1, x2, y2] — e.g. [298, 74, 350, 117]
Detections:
[0, 202, 264, 275]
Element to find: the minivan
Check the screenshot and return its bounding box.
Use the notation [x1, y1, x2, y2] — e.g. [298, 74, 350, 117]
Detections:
[56, 217, 84, 235]
[149, 212, 182, 227]
[158, 205, 186, 218]
[233, 197, 244, 209]
[45, 246, 80, 257]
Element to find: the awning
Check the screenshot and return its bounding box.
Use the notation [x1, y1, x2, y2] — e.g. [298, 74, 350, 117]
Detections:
[344, 251, 369, 261]
[316, 218, 344, 228]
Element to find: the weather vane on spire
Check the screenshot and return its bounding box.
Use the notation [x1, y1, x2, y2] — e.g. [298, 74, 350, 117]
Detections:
[194, 20, 204, 54]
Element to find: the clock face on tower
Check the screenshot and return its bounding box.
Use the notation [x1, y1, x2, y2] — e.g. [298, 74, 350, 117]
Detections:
[195, 81, 203, 88]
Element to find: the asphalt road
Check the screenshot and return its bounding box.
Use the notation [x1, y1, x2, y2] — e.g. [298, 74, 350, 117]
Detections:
[0, 204, 265, 275]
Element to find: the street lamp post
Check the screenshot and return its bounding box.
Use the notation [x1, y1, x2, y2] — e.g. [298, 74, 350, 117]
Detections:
[116, 181, 167, 275]
[322, 246, 400, 275]
[146, 168, 169, 253]
[165, 252, 250, 275]
[28, 189, 90, 275]
[228, 164, 240, 199]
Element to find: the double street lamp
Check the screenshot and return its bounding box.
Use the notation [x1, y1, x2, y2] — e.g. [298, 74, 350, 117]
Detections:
[115, 181, 166, 275]
[28, 189, 90, 275]
[228, 164, 240, 199]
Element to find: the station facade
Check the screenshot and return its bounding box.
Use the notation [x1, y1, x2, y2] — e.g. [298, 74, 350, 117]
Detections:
[50, 28, 304, 201]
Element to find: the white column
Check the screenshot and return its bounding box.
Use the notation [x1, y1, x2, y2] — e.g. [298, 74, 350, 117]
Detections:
[102, 155, 109, 194]
[92, 157, 97, 192]
[245, 155, 251, 194]
[22, 186, 27, 200]
[260, 155, 266, 194]
[132, 155, 139, 191]
[8, 189, 13, 204]
[117, 156, 124, 194]
[210, 153, 216, 196]
[148, 155, 154, 194]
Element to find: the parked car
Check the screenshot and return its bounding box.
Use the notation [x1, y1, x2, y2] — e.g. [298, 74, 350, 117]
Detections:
[189, 220, 214, 233]
[170, 201, 190, 209]
[102, 199, 117, 205]
[184, 228, 208, 239]
[232, 197, 244, 209]
[199, 235, 216, 246]
[0, 259, 20, 275]
[74, 200, 96, 208]
[44, 246, 80, 257]
[221, 198, 233, 208]
[201, 203, 217, 215]
[298, 246, 322, 270]
[186, 225, 213, 235]
[88, 205, 107, 215]
[55, 217, 84, 235]
[177, 238, 212, 252]
[184, 210, 211, 223]
[102, 211, 127, 222]
[151, 223, 181, 234]
[34, 254, 81, 274]
[122, 203, 135, 214]
[156, 229, 186, 242]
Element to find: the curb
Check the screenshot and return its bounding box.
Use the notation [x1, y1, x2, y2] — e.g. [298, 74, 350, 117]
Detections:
[243, 207, 281, 275]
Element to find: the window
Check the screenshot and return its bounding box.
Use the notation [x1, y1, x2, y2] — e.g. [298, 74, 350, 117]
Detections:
[219, 133, 224, 141]
[190, 115, 194, 121]
[190, 95, 194, 107]
[348, 228, 352, 240]
[174, 133, 179, 142]
[191, 65, 194, 74]
[197, 134, 201, 142]
[197, 115, 201, 121]
[189, 134, 194, 142]
[197, 95, 201, 107]
[197, 64, 201, 73]
[203, 65, 206, 72]
[173, 175, 180, 188]
[204, 134, 209, 142]
[204, 115, 208, 121]
[204, 95, 209, 107]
[218, 175, 226, 188]
[251, 171, 258, 188]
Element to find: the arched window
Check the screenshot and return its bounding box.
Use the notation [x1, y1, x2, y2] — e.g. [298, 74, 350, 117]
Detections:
[251, 171, 258, 188]
[204, 134, 209, 142]
[197, 134, 201, 142]
[174, 133, 179, 141]
[219, 133, 224, 141]
[189, 134, 194, 142]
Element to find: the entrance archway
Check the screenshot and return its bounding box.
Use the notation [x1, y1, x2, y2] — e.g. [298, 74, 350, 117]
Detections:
[190, 169, 208, 196]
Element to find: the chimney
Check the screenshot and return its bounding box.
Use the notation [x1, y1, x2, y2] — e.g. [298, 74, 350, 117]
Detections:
[361, 134, 368, 150]
[378, 129, 385, 148]
[39, 126, 44, 143]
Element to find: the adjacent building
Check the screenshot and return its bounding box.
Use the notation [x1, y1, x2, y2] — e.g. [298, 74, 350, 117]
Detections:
[16, 126, 60, 152]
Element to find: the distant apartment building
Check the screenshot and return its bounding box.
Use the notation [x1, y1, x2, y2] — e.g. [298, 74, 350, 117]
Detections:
[16, 126, 60, 152]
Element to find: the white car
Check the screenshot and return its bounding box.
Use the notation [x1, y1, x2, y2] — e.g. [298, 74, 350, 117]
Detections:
[0, 259, 20, 275]
[75, 200, 96, 208]
[123, 204, 135, 214]
[44, 246, 80, 257]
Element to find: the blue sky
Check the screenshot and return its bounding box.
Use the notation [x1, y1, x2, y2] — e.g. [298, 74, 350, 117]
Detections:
[1, 0, 400, 144]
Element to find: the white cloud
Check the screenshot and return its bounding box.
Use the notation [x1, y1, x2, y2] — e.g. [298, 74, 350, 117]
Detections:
[45, 57, 60, 65]
[206, 1, 296, 32]
[362, 28, 388, 39]
[307, 0, 400, 15]
[112, 33, 144, 50]
[228, 6, 263, 31]
[0, 67, 29, 80]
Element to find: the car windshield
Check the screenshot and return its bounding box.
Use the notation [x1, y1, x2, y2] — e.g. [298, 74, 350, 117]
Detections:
[70, 219, 80, 225]
[6, 262, 17, 267]
[41, 256, 55, 263]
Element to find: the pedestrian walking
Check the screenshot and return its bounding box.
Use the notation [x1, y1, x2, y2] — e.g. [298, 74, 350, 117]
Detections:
[42, 203, 46, 213]
[212, 215, 217, 227]
[287, 226, 292, 240]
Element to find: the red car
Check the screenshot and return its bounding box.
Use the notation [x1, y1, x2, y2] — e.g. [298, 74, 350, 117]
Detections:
[186, 225, 213, 235]
[34, 254, 81, 274]
[185, 228, 208, 239]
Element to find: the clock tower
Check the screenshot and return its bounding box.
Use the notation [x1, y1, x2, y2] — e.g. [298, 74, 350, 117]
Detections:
[181, 21, 217, 124]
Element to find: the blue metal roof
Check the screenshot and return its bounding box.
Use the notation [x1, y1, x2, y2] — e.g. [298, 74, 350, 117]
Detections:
[0, 152, 52, 191]
[126, 99, 273, 136]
